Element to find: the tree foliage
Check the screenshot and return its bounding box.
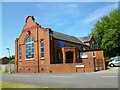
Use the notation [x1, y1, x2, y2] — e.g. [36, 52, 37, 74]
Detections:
[10, 55, 15, 60]
[91, 9, 120, 59]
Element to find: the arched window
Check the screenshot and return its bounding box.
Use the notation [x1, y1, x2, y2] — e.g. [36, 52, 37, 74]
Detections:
[25, 36, 34, 59]
[91, 41, 94, 49]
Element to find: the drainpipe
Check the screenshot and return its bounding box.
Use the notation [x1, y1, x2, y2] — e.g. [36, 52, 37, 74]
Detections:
[93, 57, 96, 72]
[16, 39, 18, 73]
[37, 25, 40, 73]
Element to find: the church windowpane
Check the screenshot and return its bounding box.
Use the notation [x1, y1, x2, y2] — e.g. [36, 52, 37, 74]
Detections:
[25, 36, 34, 59]
[40, 41, 44, 59]
[19, 46, 22, 60]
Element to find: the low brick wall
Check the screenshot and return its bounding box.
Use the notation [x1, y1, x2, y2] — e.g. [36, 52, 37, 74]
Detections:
[17, 64, 39, 73]
[16, 63, 95, 73]
[45, 64, 76, 73]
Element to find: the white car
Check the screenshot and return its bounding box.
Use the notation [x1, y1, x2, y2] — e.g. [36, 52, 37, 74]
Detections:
[108, 56, 120, 67]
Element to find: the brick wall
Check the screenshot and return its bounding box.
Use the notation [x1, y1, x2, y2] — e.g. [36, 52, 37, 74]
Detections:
[15, 16, 105, 73]
[15, 16, 51, 73]
[16, 62, 96, 73]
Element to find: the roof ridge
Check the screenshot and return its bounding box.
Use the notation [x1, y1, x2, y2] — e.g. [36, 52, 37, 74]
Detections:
[77, 37, 84, 43]
[54, 31, 83, 41]
[53, 31, 84, 45]
[79, 35, 93, 42]
[79, 35, 92, 38]
[53, 31, 77, 38]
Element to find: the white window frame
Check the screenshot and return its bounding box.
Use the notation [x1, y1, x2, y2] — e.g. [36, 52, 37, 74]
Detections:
[92, 52, 96, 58]
[40, 41, 45, 59]
[80, 52, 88, 58]
[25, 36, 34, 60]
[19, 46, 22, 61]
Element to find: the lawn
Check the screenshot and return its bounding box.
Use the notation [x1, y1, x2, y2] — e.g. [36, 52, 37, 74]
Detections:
[0, 82, 48, 88]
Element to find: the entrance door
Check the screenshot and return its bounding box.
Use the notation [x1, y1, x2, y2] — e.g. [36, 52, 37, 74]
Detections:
[65, 52, 73, 63]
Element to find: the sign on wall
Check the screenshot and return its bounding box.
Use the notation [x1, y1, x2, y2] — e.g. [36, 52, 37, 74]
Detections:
[76, 65, 85, 68]
[58, 40, 66, 48]
[80, 52, 88, 58]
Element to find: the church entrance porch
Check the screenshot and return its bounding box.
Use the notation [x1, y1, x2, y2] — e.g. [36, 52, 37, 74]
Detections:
[61, 47, 77, 64]
[65, 51, 73, 63]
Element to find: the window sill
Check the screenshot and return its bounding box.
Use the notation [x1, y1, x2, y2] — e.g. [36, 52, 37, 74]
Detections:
[92, 56, 96, 58]
[41, 57, 45, 60]
[80, 58, 88, 59]
[76, 62, 83, 64]
[25, 58, 35, 60]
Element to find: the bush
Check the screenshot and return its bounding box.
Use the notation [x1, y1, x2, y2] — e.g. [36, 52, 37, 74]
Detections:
[10, 59, 15, 64]
[105, 56, 109, 60]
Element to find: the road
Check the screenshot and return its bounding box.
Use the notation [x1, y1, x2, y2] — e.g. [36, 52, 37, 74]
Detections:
[2, 67, 119, 88]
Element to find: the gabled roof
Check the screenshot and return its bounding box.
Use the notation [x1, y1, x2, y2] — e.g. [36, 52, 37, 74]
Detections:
[53, 31, 85, 45]
[79, 35, 93, 43]
[0, 57, 9, 64]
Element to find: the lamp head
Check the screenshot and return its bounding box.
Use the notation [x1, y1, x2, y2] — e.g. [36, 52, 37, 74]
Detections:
[6, 47, 9, 50]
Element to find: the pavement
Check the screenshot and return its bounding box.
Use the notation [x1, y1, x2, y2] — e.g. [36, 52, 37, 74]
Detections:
[2, 67, 119, 88]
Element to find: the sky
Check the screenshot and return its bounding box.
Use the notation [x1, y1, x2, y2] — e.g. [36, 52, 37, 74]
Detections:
[1, 2, 118, 57]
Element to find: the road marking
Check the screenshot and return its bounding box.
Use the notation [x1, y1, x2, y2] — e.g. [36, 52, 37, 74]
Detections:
[101, 76, 118, 78]
[42, 76, 76, 78]
[12, 74, 30, 77]
[56, 80, 83, 85]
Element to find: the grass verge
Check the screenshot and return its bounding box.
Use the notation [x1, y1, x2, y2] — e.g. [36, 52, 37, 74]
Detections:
[0, 82, 48, 88]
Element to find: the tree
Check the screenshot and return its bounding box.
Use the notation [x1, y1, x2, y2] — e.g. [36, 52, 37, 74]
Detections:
[10, 55, 15, 64]
[101, 29, 119, 58]
[91, 9, 120, 59]
[10, 55, 15, 60]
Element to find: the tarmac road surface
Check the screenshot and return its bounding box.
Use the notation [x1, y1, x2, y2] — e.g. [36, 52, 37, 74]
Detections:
[2, 67, 119, 88]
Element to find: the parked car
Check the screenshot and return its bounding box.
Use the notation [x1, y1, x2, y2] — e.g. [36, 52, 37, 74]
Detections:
[108, 56, 120, 67]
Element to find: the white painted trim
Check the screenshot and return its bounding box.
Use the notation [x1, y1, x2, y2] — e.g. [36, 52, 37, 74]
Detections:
[41, 57, 45, 60]
[76, 65, 85, 68]
[92, 52, 96, 58]
[25, 58, 35, 60]
[19, 59, 22, 61]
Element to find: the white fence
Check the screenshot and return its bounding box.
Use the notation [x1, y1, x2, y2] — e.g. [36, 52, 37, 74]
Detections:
[0, 64, 15, 72]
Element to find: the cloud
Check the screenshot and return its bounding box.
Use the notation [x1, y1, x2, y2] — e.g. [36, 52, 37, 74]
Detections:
[36, 3, 80, 15]
[66, 3, 79, 8]
[81, 3, 118, 25]
[35, 3, 81, 27]
[36, 3, 79, 9]
[65, 3, 118, 37]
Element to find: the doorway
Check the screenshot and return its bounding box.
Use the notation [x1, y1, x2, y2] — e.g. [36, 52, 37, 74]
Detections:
[65, 51, 73, 63]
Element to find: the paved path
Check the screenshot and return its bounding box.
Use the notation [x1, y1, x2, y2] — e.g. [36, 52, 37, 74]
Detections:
[2, 67, 119, 88]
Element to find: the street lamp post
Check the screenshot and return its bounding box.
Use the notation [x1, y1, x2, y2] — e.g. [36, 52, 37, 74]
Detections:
[6, 47, 11, 74]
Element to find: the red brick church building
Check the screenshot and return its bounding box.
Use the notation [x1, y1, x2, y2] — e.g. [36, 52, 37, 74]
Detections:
[15, 16, 106, 73]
